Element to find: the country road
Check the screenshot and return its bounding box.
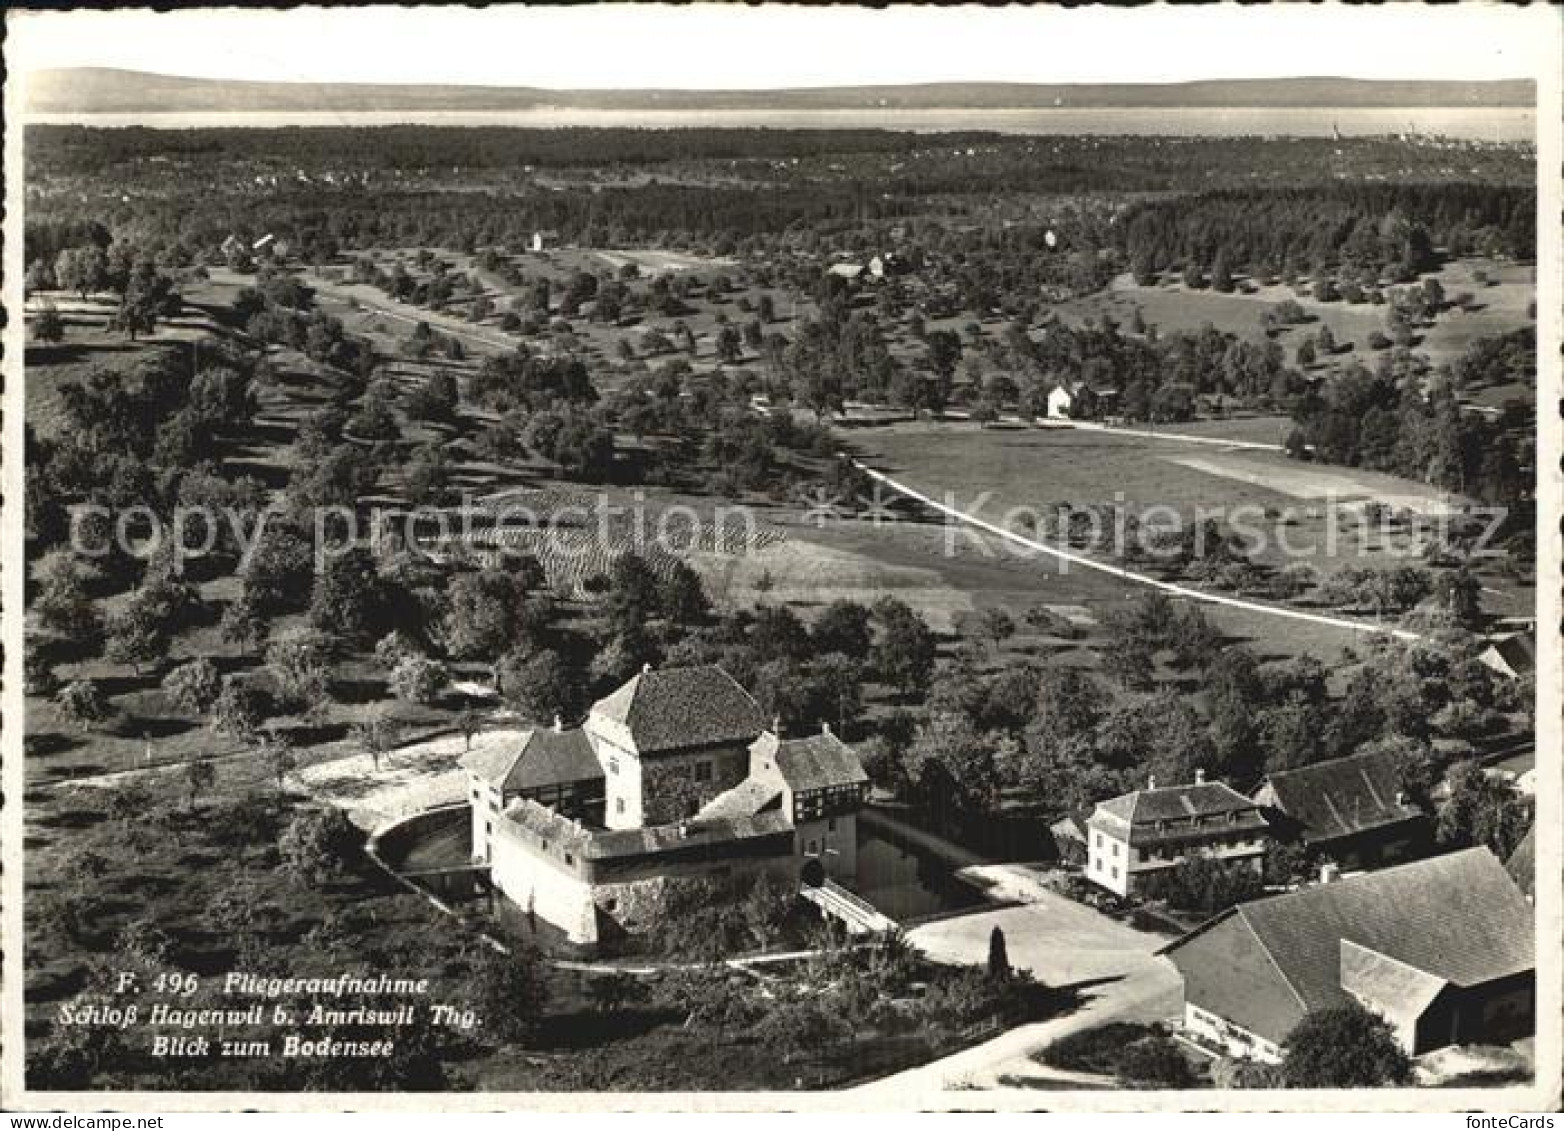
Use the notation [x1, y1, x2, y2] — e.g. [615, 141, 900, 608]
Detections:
[848, 459, 1422, 644]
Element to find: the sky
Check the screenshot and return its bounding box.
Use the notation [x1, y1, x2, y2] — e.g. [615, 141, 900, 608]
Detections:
[6, 3, 1554, 90]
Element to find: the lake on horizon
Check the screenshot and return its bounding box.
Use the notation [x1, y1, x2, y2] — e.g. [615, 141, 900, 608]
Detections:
[25, 105, 1534, 142]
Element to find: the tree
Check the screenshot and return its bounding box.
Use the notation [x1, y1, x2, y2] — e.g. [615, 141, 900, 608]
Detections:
[468, 946, 550, 1046]
[211, 676, 268, 741]
[498, 648, 577, 724]
[352, 713, 399, 772]
[34, 555, 102, 647]
[54, 679, 111, 732]
[183, 757, 216, 809]
[456, 706, 483, 752]
[161, 658, 222, 715]
[104, 589, 174, 675]
[870, 598, 937, 698]
[113, 261, 180, 340]
[1282, 1002, 1412, 1088]
[54, 245, 108, 300]
[812, 599, 873, 661]
[32, 301, 66, 344]
[389, 655, 449, 706]
[1436, 761, 1532, 858]
[257, 728, 297, 792]
[265, 629, 333, 714]
[986, 926, 1012, 982]
[443, 568, 532, 663]
[279, 807, 361, 887]
[309, 547, 387, 646]
[656, 561, 710, 626]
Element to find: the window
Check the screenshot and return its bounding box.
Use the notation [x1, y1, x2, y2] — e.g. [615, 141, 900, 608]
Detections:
[1111, 841, 1120, 857]
[827, 817, 837, 833]
[807, 840, 819, 854]
[616, 798, 625, 815]
[694, 760, 712, 784]
[565, 853, 575, 865]
[608, 757, 619, 775]
[1110, 866, 1118, 880]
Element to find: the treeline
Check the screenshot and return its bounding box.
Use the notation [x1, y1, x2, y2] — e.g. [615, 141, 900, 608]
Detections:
[1288, 334, 1533, 507]
[28, 125, 1532, 186]
[1118, 182, 1534, 281]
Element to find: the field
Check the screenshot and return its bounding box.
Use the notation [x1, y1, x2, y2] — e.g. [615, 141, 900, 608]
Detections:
[1058, 257, 1535, 375]
[851, 420, 1527, 661]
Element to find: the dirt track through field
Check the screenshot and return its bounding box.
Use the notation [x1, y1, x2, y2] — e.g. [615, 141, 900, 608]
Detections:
[849, 459, 1421, 643]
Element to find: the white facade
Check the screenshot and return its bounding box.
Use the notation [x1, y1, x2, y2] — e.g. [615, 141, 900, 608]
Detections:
[1182, 1002, 1283, 1064]
[1046, 386, 1073, 419]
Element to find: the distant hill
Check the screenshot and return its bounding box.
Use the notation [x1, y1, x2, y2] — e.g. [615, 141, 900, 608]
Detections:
[25, 68, 1537, 116]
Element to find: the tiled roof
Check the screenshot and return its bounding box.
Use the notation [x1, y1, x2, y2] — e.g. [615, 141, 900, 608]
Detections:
[1340, 939, 1448, 1021]
[756, 730, 870, 794]
[1483, 632, 1535, 675]
[1162, 847, 1533, 1045]
[500, 796, 791, 860]
[696, 777, 783, 821]
[1508, 825, 1535, 896]
[1091, 779, 1266, 846]
[591, 665, 766, 756]
[1256, 750, 1425, 844]
[459, 727, 602, 792]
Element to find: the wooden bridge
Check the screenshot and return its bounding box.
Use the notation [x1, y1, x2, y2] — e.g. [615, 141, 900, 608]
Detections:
[801, 878, 898, 936]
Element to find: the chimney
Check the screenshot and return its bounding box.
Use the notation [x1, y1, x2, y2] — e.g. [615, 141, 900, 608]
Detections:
[1194, 768, 1206, 785]
[1319, 862, 1340, 885]
[641, 662, 653, 675]
[552, 714, 564, 733]
[772, 713, 783, 738]
[821, 721, 832, 736]
[1147, 774, 1157, 791]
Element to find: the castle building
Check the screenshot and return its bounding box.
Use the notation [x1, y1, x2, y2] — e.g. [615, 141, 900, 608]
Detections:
[461, 664, 870, 945]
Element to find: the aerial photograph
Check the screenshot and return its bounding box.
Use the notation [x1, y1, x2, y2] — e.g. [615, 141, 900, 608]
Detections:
[6, 2, 1554, 1109]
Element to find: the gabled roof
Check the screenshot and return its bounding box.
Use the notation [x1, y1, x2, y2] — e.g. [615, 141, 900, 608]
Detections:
[1092, 779, 1265, 845]
[754, 729, 869, 794]
[1482, 632, 1535, 676]
[590, 665, 766, 756]
[1508, 825, 1535, 897]
[460, 727, 602, 793]
[1162, 848, 1533, 1040]
[1256, 749, 1425, 844]
[696, 777, 783, 822]
[1340, 939, 1448, 1021]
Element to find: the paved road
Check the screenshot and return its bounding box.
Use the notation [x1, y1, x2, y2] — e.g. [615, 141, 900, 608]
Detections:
[850, 460, 1422, 643]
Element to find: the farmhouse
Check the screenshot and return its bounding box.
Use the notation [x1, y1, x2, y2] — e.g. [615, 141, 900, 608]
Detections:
[1160, 848, 1535, 1062]
[1084, 772, 1270, 898]
[1478, 629, 1535, 680]
[1253, 749, 1430, 870]
[826, 262, 867, 282]
[530, 230, 558, 252]
[462, 664, 870, 945]
[1045, 384, 1075, 419]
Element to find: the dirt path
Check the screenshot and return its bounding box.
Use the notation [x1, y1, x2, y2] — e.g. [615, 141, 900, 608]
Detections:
[849, 459, 1421, 644]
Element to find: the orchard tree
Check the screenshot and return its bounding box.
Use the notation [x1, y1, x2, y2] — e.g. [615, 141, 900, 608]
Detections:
[389, 655, 449, 706]
[55, 679, 111, 732]
[161, 658, 222, 715]
[183, 757, 216, 809]
[32, 302, 66, 344]
[279, 807, 361, 887]
[211, 676, 268, 741]
[352, 712, 399, 772]
[870, 597, 937, 698]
